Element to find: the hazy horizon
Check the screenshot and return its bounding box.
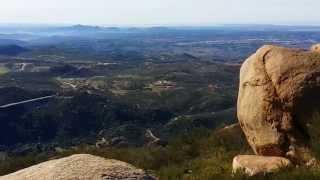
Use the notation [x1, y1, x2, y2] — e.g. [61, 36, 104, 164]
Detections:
[1, 23, 320, 28]
[0, 0, 319, 26]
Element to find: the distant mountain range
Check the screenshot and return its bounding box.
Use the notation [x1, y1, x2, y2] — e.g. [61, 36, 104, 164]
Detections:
[1, 24, 320, 36]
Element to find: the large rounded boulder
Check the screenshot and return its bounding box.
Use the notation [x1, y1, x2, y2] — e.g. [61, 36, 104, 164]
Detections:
[237, 44, 320, 164]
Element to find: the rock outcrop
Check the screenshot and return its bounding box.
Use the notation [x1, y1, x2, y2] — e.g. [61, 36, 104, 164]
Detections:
[237, 44, 320, 164]
[232, 155, 292, 176]
[0, 154, 155, 180]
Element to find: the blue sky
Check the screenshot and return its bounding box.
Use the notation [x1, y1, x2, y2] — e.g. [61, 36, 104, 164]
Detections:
[0, 0, 319, 26]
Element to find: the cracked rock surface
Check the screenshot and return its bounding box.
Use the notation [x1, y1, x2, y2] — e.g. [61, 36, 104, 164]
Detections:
[237, 44, 320, 164]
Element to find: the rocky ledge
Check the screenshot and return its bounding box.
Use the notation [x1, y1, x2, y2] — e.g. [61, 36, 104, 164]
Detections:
[0, 154, 155, 180]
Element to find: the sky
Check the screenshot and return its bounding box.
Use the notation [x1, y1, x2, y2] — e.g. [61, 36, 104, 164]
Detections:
[0, 0, 319, 26]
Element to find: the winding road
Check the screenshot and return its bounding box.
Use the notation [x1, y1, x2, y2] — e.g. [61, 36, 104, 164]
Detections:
[0, 95, 56, 108]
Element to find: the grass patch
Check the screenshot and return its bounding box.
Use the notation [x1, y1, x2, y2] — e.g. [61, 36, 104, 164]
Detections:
[2, 127, 320, 179]
[0, 128, 249, 179]
[0, 66, 9, 75]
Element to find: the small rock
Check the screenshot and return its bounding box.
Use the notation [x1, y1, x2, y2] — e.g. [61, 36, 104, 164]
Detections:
[232, 155, 292, 176]
[311, 44, 320, 53]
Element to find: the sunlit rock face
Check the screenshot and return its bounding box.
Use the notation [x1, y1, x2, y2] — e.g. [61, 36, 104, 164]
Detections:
[237, 44, 320, 164]
[0, 154, 155, 180]
[232, 155, 292, 176]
